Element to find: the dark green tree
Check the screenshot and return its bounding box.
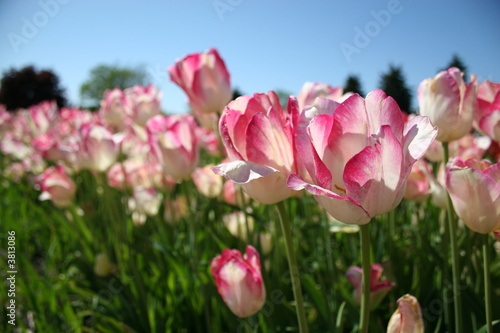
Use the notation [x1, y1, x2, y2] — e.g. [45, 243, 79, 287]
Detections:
[344, 75, 364, 96]
[80, 64, 149, 109]
[232, 88, 244, 100]
[379, 65, 412, 113]
[0, 66, 67, 112]
[442, 54, 468, 81]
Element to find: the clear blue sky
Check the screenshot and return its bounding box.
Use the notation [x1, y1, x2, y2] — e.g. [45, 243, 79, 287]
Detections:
[1, 0, 499, 113]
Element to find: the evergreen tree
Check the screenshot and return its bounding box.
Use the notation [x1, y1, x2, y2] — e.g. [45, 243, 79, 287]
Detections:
[379, 65, 412, 113]
[344, 75, 364, 96]
[0, 66, 67, 112]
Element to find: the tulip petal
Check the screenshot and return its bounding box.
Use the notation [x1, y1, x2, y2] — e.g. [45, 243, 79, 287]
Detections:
[403, 116, 438, 166]
[212, 160, 278, 184]
[287, 173, 370, 225]
[447, 164, 500, 233]
[343, 126, 404, 217]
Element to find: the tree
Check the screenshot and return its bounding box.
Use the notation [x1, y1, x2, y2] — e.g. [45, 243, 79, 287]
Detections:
[442, 54, 468, 81]
[0, 66, 67, 112]
[344, 74, 364, 96]
[232, 88, 244, 100]
[80, 64, 149, 109]
[379, 65, 412, 113]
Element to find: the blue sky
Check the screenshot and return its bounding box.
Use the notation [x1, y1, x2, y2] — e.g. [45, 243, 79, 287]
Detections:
[1, 0, 499, 113]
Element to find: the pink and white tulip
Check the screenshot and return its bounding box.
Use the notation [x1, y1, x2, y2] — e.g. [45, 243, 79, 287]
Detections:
[168, 48, 232, 115]
[297, 81, 348, 109]
[346, 263, 394, 310]
[474, 80, 500, 141]
[99, 88, 131, 127]
[446, 158, 500, 234]
[212, 91, 300, 204]
[126, 84, 162, 126]
[403, 159, 432, 202]
[418, 67, 477, 142]
[211, 245, 266, 318]
[147, 114, 200, 181]
[35, 164, 76, 208]
[192, 165, 223, 198]
[287, 90, 437, 225]
[387, 294, 424, 333]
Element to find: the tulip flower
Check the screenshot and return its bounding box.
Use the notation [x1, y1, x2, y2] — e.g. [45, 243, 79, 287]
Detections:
[147, 114, 200, 181]
[474, 80, 500, 141]
[346, 263, 394, 310]
[76, 123, 119, 172]
[99, 88, 131, 127]
[446, 158, 500, 234]
[212, 91, 300, 204]
[223, 212, 255, 242]
[128, 187, 163, 226]
[168, 48, 232, 115]
[192, 164, 223, 198]
[387, 294, 424, 333]
[403, 159, 432, 202]
[418, 67, 477, 142]
[125, 84, 162, 126]
[297, 81, 347, 109]
[211, 245, 266, 318]
[35, 164, 76, 208]
[287, 90, 437, 225]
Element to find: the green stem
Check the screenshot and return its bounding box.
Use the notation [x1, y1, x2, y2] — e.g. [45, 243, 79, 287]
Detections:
[276, 201, 308, 333]
[442, 141, 462, 333]
[359, 223, 371, 333]
[482, 234, 492, 333]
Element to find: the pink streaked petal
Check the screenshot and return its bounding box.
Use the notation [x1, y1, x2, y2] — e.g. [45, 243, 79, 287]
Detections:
[345, 266, 363, 288]
[287, 173, 370, 225]
[245, 112, 293, 172]
[332, 94, 369, 136]
[403, 115, 438, 166]
[308, 114, 335, 161]
[343, 126, 404, 217]
[219, 113, 244, 161]
[479, 109, 500, 141]
[211, 160, 278, 184]
[365, 90, 405, 138]
[447, 166, 500, 233]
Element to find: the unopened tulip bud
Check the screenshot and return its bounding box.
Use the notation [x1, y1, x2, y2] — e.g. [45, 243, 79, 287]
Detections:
[387, 294, 424, 333]
[211, 245, 266, 318]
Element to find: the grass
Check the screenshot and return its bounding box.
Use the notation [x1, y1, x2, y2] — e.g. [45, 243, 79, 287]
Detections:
[1, 157, 499, 332]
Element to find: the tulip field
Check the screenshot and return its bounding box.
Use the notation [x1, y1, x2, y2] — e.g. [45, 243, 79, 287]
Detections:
[1, 48, 500, 333]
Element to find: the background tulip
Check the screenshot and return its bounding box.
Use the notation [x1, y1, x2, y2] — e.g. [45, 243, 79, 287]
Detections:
[345, 263, 394, 310]
[446, 158, 500, 234]
[387, 294, 424, 333]
[211, 245, 266, 318]
[168, 48, 232, 115]
[147, 114, 200, 181]
[418, 67, 477, 142]
[35, 164, 76, 208]
[474, 80, 500, 141]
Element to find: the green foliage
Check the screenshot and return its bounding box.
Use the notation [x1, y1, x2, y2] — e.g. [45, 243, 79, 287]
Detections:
[1, 153, 499, 332]
[79, 64, 149, 110]
[379, 65, 413, 113]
